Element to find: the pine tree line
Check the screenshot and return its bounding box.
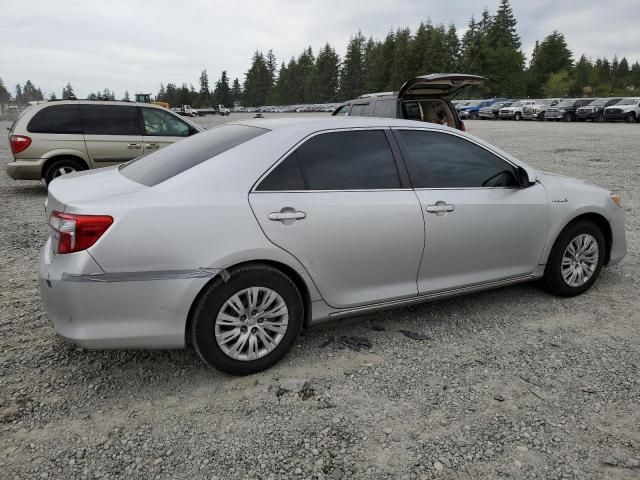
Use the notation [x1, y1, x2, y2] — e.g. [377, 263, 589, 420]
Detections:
[2, 0, 639, 109]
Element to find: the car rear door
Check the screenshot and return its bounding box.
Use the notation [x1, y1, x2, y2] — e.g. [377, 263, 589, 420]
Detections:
[393, 128, 549, 294]
[249, 128, 425, 309]
[80, 104, 143, 168]
[140, 107, 197, 154]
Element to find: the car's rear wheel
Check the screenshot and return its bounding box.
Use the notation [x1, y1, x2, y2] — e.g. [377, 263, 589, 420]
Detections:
[626, 112, 636, 123]
[43, 158, 86, 185]
[191, 264, 304, 375]
[543, 221, 605, 297]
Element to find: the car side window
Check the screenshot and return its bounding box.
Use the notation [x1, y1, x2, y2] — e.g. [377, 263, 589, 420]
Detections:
[142, 108, 190, 137]
[80, 105, 141, 135]
[349, 104, 369, 116]
[256, 154, 306, 191]
[294, 130, 401, 190]
[27, 104, 82, 134]
[371, 99, 397, 118]
[397, 130, 518, 188]
[333, 105, 350, 116]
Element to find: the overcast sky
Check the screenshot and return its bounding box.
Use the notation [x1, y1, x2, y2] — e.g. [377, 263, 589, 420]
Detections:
[1, 0, 638, 98]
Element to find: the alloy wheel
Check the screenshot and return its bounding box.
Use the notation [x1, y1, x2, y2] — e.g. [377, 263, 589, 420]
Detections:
[561, 234, 599, 287]
[53, 166, 77, 178]
[214, 287, 289, 361]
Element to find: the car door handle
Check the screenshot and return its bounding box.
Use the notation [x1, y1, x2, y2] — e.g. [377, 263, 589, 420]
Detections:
[426, 203, 455, 214]
[127, 143, 142, 149]
[145, 143, 160, 149]
[268, 210, 307, 222]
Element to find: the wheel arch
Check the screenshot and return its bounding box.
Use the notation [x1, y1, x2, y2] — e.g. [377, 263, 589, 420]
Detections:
[547, 212, 613, 266]
[185, 259, 314, 346]
[42, 154, 89, 179]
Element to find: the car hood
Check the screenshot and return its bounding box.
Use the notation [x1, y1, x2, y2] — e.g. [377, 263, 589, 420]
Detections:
[398, 73, 486, 99]
[537, 170, 605, 191]
[46, 166, 145, 214]
[605, 104, 637, 111]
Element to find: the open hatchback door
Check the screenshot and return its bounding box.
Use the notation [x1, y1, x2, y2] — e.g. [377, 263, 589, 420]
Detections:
[398, 73, 486, 99]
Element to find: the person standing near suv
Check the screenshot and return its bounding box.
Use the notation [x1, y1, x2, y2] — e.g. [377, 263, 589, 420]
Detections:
[6, 100, 203, 185]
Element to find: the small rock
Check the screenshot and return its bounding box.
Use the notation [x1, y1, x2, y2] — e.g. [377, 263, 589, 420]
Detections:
[434, 461, 444, 472]
[493, 394, 505, 402]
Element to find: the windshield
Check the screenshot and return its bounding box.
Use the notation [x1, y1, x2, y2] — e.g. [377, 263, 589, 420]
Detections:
[617, 98, 639, 105]
[510, 102, 524, 107]
[120, 124, 268, 186]
[587, 99, 606, 107]
[557, 100, 575, 107]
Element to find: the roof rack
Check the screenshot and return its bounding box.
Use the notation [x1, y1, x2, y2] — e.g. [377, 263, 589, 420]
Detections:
[357, 91, 397, 99]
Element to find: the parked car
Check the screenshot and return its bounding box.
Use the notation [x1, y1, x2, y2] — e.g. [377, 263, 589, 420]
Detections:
[522, 99, 560, 121]
[40, 117, 626, 374]
[173, 105, 198, 117]
[218, 105, 231, 116]
[478, 101, 512, 120]
[602, 98, 640, 123]
[5, 100, 203, 184]
[458, 98, 507, 120]
[332, 73, 486, 131]
[544, 99, 594, 122]
[575, 98, 622, 122]
[498, 100, 537, 120]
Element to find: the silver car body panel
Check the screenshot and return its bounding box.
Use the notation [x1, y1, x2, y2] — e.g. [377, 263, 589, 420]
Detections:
[39, 117, 626, 348]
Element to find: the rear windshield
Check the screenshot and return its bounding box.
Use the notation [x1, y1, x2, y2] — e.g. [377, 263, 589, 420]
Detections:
[120, 124, 268, 186]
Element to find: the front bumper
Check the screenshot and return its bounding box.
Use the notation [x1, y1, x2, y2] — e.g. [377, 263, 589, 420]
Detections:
[498, 112, 517, 119]
[5, 158, 47, 180]
[603, 112, 629, 121]
[38, 238, 214, 349]
[576, 111, 598, 120]
[523, 111, 541, 120]
[544, 111, 565, 119]
[608, 206, 627, 267]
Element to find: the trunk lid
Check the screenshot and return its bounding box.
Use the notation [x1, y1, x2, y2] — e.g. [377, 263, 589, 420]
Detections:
[46, 166, 145, 214]
[398, 73, 486, 100]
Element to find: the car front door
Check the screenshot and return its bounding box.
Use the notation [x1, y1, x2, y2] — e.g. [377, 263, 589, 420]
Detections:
[249, 129, 425, 309]
[80, 104, 143, 168]
[393, 128, 549, 294]
[141, 107, 196, 154]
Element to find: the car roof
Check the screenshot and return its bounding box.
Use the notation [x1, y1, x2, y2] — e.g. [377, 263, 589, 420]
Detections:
[229, 116, 453, 134]
[30, 100, 169, 109]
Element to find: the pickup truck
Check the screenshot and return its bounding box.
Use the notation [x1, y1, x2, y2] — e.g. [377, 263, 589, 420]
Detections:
[172, 105, 198, 117]
[498, 100, 536, 120]
[522, 99, 560, 121]
[217, 105, 230, 116]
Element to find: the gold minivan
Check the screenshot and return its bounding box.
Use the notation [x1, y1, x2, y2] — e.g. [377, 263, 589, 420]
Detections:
[6, 100, 203, 184]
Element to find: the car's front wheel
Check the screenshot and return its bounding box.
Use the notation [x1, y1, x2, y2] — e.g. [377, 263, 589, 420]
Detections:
[543, 221, 605, 297]
[191, 264, 304, 375]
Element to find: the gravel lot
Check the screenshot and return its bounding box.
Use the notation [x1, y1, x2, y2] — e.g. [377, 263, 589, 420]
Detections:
[1, 115, 638, 480]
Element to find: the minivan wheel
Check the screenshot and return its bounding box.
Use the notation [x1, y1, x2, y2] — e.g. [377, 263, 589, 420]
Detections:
[43, 158, 86, 185]
[191, 264, 304, 375]
[543, 221, 605, 297]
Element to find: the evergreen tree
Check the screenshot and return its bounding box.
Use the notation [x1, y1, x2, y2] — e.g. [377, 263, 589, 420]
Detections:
[0, 77, 11, 105]
[266, 49, 278, 87]
[339, 32, 366, 99]
[526, 31, 572, 97]
[243, 51, 272, 106]
[387, 27, 412, 90]
[49, 92, 57, 101]
[314, 43, 340, 102]
[15, 84, 24, 105]
[61, 82, 75, 99]
[199, 70, 210, 106]
[487, 0, 520, 50]
[213, 71, 232, 107]
[122, 90, 130, 101]
[231, 77, 242, 104]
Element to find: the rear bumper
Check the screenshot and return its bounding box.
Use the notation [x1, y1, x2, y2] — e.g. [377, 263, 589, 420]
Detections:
[5, 158, 46, 180]
[38, 239, 214, 349]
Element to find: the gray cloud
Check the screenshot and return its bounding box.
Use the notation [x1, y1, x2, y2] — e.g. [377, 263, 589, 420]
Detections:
[1, 0, 638, 98]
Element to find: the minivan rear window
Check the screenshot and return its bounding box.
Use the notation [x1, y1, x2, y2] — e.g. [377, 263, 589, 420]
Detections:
[120, 124, 268, 186]
[27, 104, 82, 134]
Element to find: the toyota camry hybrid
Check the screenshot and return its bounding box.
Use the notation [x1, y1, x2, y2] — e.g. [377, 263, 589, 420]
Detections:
[39, 117, 626, 374]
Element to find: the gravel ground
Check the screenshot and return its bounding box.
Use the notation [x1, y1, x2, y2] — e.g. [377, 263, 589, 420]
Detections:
[1, 115, 638, 480]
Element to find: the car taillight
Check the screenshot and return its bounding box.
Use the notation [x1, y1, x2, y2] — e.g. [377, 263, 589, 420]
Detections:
[49, 211, 113, 254]
[9, 135, 32, 155]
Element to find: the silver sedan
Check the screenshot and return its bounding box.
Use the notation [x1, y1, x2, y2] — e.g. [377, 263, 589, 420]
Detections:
[39, 117, 626, 374]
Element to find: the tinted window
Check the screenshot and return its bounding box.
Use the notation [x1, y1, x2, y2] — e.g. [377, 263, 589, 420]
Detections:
[403, 102, 421, 120]
[371, 99, 397, 118]
[81, 105, 141, 135]
[120, 124, 268, 186]
[398, 130, 517, 188]
[295, 130, 400, 190]
[349, 104, 368, 116]
[142, 107, 190, 136]
[27, 104, 82, 134]
[257, 154, 305, 191]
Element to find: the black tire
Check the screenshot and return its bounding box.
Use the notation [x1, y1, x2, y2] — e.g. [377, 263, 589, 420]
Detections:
[514, 112, 522, 121]
[191, 264, 304, 375]
[43, 157, 86, 185]
[537, 113, 545, 121]
[543, 220, 606, 297]
[563, 113, 572, 122]
[626, 112, 636, 123]
[596, 113, 603, 123]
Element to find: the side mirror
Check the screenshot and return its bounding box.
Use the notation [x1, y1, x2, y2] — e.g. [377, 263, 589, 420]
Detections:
[517, 166, 532, 188]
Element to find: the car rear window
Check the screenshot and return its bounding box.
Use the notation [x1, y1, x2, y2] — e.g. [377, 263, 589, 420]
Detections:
[27, 104, 82, 134]
[120, 124, 269, 186]
[371, 99, 397, 118]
